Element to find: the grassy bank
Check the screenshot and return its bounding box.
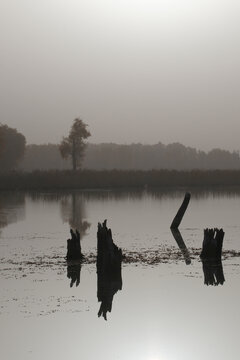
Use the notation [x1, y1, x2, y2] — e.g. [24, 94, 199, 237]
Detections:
[1, 169, 240, 190]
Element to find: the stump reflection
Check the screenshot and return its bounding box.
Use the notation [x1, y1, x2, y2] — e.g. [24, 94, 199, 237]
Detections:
[201, 260, 225, 286]
[67, 261, 81, 288]
[97, 220, 122, 320]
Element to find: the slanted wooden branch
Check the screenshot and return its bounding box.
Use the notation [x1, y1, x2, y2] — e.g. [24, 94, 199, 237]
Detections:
[66, 228, 83, 260]
[97, 220, 122, 320]
[200, 228, 224, 260]
[171, 228, 191, 265]
[170, 192, 191, 229]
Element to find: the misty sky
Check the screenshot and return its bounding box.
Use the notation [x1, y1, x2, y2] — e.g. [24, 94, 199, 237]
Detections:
[1, 0, 240, 150]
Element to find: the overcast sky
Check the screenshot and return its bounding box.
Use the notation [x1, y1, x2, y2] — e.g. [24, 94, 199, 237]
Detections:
[1, 0, 240, 150]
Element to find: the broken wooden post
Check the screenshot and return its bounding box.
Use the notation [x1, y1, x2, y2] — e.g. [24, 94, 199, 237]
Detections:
[66, 228, 83, 260]
[200, 228, 225, 286]
[97, 220, 122, 320]
[170, 192, 191, 229]
[200, 228, 224, 260]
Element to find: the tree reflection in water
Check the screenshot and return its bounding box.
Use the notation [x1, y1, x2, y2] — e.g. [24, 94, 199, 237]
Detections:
[0, 192, 25, 230]
[60, 192, 91, 237]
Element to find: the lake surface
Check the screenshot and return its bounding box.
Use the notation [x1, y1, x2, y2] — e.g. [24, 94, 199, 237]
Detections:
[1, 189, 240, 360]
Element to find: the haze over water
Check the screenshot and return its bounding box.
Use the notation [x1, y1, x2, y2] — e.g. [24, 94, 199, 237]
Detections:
[0, 190, 240, 359]
[1, 1, 240, 151]
[1, 1, 240, 358]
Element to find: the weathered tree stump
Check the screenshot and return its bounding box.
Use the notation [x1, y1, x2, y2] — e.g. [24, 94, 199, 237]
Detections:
[66, 228, 83, 260]
[201, 260, 225, 286]
[200, 228, 225, 286]
[200, 228, 224, 260]
[170, 192, 191, 229]
[97, 220, 122, 320]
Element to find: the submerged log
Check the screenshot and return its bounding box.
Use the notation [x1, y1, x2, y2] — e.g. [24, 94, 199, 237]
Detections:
[170, 192, 191, 229]
[201, 259, 225, 286]
[200, 228, 224, 260]
[66, 228, 83, 260]
[97, 220, 122, 320]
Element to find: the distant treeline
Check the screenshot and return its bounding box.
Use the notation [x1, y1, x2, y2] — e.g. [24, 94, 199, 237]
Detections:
[0, 124, 26, 172]
[1, 169, 240, 190]
[18, 143, 240, 171]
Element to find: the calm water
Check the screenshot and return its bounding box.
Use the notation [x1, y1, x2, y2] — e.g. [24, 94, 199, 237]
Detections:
[1, 189, 240, 360]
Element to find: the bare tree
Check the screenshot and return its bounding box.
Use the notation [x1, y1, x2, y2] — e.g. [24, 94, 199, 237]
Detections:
[59, 118, 91, 171]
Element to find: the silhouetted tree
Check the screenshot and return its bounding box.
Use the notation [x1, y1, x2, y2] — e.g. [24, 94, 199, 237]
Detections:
[0, 124, 26, 172]
[59, 118, 91, 171]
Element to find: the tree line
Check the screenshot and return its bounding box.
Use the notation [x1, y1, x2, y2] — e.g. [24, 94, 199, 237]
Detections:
[0, 119, 90, 172]
[1, 120, 240, 172]
[19, 142, 240, 171]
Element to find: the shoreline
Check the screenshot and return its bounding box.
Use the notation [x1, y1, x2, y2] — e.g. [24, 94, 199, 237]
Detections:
[0, 169, 240, 191]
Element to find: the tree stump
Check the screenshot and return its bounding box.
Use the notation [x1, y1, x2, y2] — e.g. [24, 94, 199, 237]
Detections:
[170, 192, 191, 229]
[200, 228, 224, 260]
[66, 228, 83, 260]
[97, 220, 122, 320]
[200, 228, 225, 286]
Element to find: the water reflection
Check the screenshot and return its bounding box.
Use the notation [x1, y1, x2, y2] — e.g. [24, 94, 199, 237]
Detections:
[0, 192, 25, 230]
[67, 261, 81, 287]
[60, 192, 91, 237]
[202, 260, 225, 286]
[149, 187, 240, 200]
[27, 187, 240, 203]
[97, 269, 122, 320]
[171, 228, 191, 265]
[97, 221, 123, 320]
